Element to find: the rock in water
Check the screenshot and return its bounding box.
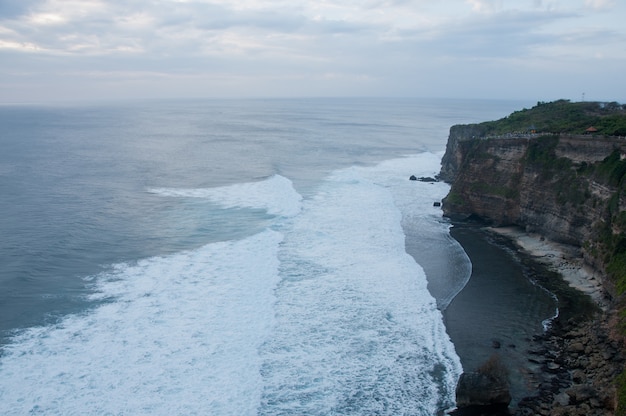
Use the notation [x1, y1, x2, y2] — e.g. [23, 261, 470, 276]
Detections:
[456, 355, 511, 409]
[455, 371, 511, 408]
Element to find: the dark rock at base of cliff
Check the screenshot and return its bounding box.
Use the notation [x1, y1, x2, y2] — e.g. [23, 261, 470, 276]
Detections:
[455, 371, 512, 409]
[409, 175, 438, 182]
[513, 317, 624, 416]
[444, 213, 492, 225]
[448, 404, 510, 416]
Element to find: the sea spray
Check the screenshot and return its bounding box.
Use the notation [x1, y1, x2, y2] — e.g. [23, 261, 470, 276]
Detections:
[259, 155, 462, 414]
[0, 157, 462, 415]
[0, 99, 524, 415]
[0, 230, 284, 415]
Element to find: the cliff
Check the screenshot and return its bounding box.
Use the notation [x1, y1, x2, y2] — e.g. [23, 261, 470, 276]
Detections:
[440, 101, 626, 298]
[440, 100, 626, 414]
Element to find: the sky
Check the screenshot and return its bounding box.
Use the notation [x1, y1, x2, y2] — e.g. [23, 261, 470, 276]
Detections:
[1, 0, 625, 103]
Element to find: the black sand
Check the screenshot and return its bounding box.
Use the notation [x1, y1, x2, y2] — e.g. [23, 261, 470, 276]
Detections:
[444, 224, 558, 404]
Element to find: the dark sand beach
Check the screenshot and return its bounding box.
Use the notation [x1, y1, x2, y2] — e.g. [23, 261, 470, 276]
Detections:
[445, 224, 558, 404]
[442, 222, 618, 416]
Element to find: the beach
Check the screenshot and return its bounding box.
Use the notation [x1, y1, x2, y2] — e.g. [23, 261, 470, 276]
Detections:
[489, 226, 606, 309]
[444, 224, 558, 404]
[444, 223, 622, 415]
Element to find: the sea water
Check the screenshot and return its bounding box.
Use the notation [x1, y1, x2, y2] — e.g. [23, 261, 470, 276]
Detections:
[0, 98, 526, 415]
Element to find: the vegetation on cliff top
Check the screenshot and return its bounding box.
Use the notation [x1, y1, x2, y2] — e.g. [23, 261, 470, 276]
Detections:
[475, 99, 626, 136]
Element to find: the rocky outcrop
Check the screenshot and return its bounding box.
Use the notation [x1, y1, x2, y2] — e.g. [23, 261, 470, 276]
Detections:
[440, 129, 626, 289]
[451, 354, 511, 415]
[439, 124, 493, 183]
[455, 372, 511, 408]
[516, 318, 624, 416]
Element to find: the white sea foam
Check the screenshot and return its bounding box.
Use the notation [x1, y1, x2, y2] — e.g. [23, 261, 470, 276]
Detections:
[352, 152, 472, 309]
[148, 174, 302, 217]
[259, 153, 462, 414]
[0, 230, 283, 415]
[0, 154, 462, 415]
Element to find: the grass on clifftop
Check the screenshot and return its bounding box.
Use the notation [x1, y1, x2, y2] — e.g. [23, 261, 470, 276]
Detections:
[477, 100, 626, 136]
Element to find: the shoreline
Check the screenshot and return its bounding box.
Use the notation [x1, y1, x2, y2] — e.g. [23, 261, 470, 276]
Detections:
[444, 223, 557, 406]
[445, 222, 624, 415]
[488, 226, 608, 310]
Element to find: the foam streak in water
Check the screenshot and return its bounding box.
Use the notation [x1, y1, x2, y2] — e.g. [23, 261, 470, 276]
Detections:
[148, 174, 302, 217]
[0, 230, 283, 415]
[259, 155, 462, 415]
[0, 154, 463, 415]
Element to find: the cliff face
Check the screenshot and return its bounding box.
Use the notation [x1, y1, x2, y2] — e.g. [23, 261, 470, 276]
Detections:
[441, 128, 626, 294]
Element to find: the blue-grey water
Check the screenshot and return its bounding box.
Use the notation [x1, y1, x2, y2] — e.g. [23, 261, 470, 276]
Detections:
[0, 98, 529, 415]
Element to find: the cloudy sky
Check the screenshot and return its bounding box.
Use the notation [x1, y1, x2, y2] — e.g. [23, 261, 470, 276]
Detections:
[1, 0, 625, 103]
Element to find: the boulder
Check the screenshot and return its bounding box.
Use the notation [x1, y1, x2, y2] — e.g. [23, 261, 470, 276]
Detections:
[455, 371, 511, 408]
[565, 385, 596, 404]
[456, 355, 511, 410]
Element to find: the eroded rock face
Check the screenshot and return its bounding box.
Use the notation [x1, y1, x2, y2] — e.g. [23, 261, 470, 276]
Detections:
[439, 124, 490, 183]
[440, 120, 626, 414]
[442, 136, 528, 226]
[440, 129, 626, 281]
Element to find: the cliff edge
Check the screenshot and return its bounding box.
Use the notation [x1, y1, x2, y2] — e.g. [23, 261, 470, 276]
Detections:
[440, 100, 626, 415]
[440, 100, 626, 297]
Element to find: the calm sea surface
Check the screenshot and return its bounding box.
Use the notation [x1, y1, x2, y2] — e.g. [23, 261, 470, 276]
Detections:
[0, 98, 529, 415]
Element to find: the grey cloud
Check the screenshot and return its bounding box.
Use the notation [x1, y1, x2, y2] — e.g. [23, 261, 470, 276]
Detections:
[153, 2, 369, 36]
[400, 9, 578, 58]
[1, 0, 624, 102]
[5, 1, 369, 56]
[0, 0, 40, 19]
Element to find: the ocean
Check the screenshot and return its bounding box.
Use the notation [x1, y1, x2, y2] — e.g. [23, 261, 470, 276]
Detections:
[0, 98, 527, 415]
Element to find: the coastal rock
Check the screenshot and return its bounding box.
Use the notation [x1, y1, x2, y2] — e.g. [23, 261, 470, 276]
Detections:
[455, 354, 512, 411]
[565, 384, 596, 404]
[567, 341, 585, 354]
[553, 392, 570, 406]
[409, 175, 438, 182]
[440, 116, 626, 274]
[455, 371, 511, 408]
[515, 318, 624, 415]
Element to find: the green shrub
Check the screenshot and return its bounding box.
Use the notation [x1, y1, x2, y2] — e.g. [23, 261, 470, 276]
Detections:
[444, 190, 464, 206]
[595, 150, 626, 187]
[469, 100, 626, 136]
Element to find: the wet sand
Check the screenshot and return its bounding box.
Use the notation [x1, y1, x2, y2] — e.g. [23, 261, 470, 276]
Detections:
[444, 224, 558, 404]
[489, 226, 606, 309]
[443, 222, 605, 412]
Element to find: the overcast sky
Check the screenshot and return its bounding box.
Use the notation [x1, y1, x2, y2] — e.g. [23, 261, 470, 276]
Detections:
[1, 0, 625, 103]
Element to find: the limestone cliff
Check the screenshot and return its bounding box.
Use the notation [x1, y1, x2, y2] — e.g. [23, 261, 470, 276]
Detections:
[440, 101, 626, 297]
